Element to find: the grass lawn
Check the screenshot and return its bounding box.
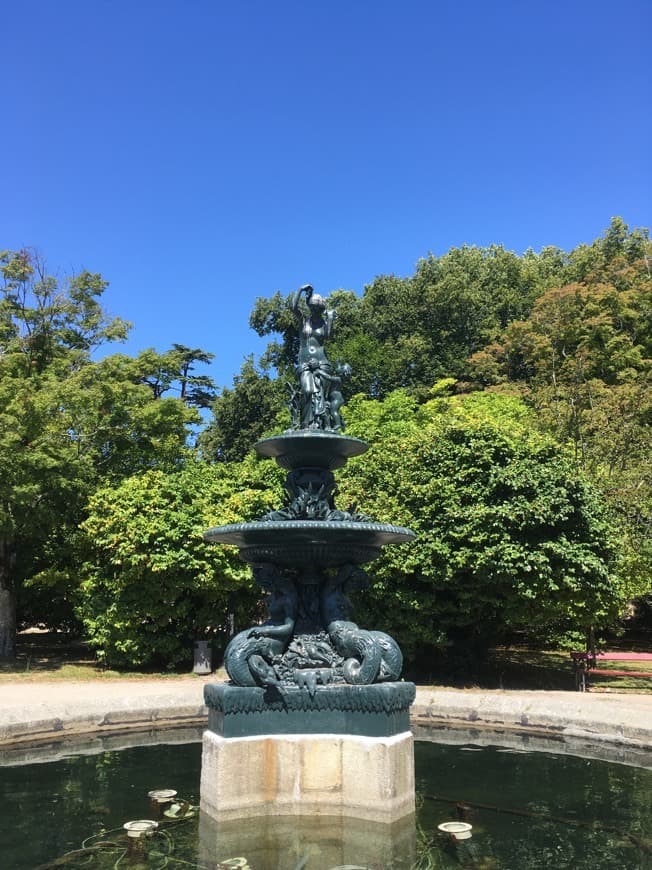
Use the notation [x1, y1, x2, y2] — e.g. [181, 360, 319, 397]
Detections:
[0, 631, 217, 682]
[1, 630, 650, 691]
[488, 647, 652, 692]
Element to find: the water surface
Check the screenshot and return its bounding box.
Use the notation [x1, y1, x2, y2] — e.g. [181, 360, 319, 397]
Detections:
[0, 734, 650, 869]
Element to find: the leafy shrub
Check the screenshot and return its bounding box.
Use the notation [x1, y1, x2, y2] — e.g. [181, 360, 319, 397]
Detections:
[338, 391, 621, 663]
[78, 458, 283, 668]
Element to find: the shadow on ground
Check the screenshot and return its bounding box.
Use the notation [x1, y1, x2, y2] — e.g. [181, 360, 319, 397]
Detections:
[0, 632, 96, 674]
[407, 642, 652, 692]
[2, 631, 650, 691]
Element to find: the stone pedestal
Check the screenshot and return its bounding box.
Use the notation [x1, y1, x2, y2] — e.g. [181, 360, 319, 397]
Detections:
[200, 729, 415, 823]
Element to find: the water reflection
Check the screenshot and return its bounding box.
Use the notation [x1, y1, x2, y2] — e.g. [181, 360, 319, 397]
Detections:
[0, 731, 650, 869]
[199, 812, 417, 869]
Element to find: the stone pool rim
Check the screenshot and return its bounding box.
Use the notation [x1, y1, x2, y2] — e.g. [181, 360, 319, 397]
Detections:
[0, 681, 650, 754]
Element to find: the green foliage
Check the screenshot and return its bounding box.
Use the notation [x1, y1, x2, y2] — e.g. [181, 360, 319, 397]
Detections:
[88, 387, 616, 669]
[210, 219, 648, 656]
[467, 219, 652, 604]
[243, 227, 644, 442]
[0, 249, 204, 656]
[338, 391, 620, 662]
[198, 356, 287, 462]
[78, 457, 284, 668]
[5, 220, 647, 666]
[249, 290, 300, 375]
[134, 344, 217, 408]
[248, 244, 572, 401]
[0, 250, 125, 654]
[0, 249, 130, 373]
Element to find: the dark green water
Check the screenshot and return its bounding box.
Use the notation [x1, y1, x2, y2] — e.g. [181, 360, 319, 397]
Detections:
[0, 737, 650, 869]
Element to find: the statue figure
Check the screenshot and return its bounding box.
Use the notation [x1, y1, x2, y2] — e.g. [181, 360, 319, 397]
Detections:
[223, 564, 298, 687]
[321, 564, 403, 684]
[289, 284, 347, 431]
[224, 560, 403, 689]
[328, 620, 403, 685]
[320, 563, 370, 625]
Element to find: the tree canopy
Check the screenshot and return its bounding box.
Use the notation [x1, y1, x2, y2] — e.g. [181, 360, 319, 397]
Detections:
[3, 220, 649, 667]
[337, 391, 620, 664]
[467, 227, 651, 603]
[77, 457, 282, 668]
[198, 356, 286, 463]
[234, 217, 652, 637]
[0, 249, 212, 657]
[78, 390, 621, 668]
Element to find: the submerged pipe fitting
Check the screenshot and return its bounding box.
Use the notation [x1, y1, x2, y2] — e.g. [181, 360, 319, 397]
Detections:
[438, 821, 473, 840]
[123, 819, 158, 861]
[148, 788, 178, 818]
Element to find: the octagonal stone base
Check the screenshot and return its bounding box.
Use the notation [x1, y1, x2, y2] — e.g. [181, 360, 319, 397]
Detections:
[200, 730, 415, 824]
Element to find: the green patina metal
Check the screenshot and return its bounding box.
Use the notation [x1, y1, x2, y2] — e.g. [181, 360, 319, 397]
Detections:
[205, 683, 416, 738]
[203, 284, 415, 737]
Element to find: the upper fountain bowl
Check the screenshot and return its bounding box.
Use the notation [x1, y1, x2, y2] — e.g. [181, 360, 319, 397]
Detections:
[255, 430, 368, 471]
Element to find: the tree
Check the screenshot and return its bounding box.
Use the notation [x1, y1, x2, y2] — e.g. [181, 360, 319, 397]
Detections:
[467, 221, 652, 604]
[78, 456, 284, 668]
[0, 249, 123, 656]
[86, 387, 619, 669]
[335, 391, 620, 664]
[135, 344, 217, 408]
[0, 249, 198, 658]
[248, 244, 571, 403]
[228, 225, 641, 463]
[199, 356, 286, 462]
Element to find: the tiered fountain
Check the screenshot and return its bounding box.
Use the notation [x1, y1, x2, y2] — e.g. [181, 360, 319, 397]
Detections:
[200, 285, 416, 837]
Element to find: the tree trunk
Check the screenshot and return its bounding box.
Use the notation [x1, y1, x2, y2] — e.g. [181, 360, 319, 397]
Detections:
[0, 539, 16, 660]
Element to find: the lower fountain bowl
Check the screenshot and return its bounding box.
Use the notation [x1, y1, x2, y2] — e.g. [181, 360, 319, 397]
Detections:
[203, 520, 415, 569]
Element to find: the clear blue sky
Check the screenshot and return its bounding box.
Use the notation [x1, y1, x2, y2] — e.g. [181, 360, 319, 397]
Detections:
[3, 0, 650, 389]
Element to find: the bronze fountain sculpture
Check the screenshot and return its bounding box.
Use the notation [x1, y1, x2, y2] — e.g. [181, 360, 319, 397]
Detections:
[202, 284, 416, 739]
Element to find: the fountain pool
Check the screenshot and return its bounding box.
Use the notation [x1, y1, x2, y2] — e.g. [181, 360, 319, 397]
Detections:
[1, 729, 650, 869]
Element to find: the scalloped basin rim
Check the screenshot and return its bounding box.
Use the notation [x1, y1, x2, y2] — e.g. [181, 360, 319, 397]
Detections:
[256, 430, 368, 449]
[255, 431, 368, 460]
[204, 520, 415, 547]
